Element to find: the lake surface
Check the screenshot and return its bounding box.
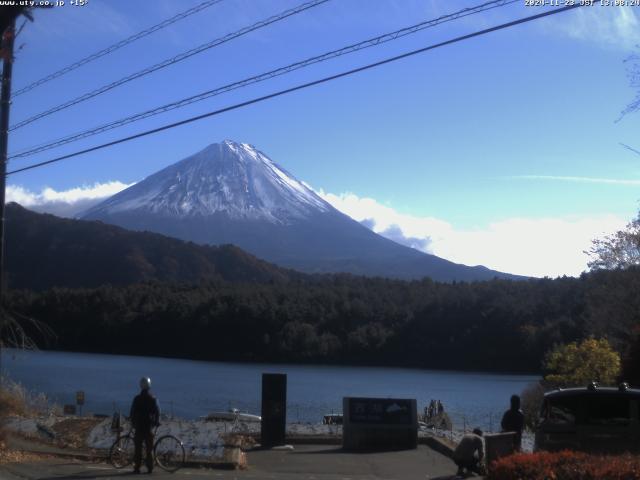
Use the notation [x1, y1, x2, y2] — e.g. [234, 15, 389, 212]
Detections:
[2, 349, 538, 431]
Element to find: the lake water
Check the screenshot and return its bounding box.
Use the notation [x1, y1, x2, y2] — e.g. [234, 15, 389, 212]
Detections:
[1, 349, 538, 431]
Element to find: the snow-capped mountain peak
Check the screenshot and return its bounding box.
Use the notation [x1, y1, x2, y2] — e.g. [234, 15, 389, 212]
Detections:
[84, 140, 331, 224]
[82, 140, 520, 282]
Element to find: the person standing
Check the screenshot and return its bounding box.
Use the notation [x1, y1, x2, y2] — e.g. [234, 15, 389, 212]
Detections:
[130, 377, 160, 474]
[452, 428, 485, 476]
[428, 399, 436, 419]
[501, 394, 525, 451]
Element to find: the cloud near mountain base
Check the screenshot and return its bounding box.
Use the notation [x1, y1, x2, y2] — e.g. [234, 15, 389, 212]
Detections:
[7, 182, 134, 218]
[6, 182, 628, 278]
[318, 191, 628, 278]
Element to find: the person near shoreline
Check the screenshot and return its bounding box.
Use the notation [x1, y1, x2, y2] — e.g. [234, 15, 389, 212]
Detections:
[452, 427, 485, 477]
[500, 394, 525, 451]
[130, 377, 160, 474]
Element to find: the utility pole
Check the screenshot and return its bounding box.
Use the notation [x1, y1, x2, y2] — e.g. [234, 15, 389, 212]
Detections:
[0, 20, 14, 298]
[0, 20, 15, 379]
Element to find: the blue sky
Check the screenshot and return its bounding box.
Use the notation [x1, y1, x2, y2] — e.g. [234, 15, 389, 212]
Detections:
[6, 0, 640, 277]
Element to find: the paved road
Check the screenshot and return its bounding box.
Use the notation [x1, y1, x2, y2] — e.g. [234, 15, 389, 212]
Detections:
[1, 444, 463, 480]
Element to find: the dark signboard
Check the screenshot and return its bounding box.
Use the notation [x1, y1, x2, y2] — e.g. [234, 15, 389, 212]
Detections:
[348, 397, 413, 425]
[63, 404, 76, 415]
[261, 373, 287, 448]
[343, 397, 418, 450]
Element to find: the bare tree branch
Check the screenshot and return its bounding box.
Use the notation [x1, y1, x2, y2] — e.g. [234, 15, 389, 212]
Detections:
[0, 306, 55, 350]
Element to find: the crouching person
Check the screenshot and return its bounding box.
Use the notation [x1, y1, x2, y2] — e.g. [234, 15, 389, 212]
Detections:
[452, 428, 485, 477]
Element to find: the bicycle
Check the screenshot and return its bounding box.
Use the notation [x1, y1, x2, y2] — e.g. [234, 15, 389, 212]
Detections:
[109, 425, 186, 473]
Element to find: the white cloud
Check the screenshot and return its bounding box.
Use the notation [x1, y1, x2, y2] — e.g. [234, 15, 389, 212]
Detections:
[432, 216, 627, 278]
[317, 191, 628, 278]
[6, 181, 630, 278]
[548, 6, 640, 50]
[6, 181, 133, 217]
[318, 191, 451, 248]
[512, 175, 640, 186]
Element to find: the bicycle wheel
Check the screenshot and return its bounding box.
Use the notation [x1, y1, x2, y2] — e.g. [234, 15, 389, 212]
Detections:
[109, 434, 134, 469]
[154, 435, 185, 472]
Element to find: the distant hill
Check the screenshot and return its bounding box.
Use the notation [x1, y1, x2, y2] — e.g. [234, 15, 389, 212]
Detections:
[83, 140, 523, 282]
[5, 203, 297, 290]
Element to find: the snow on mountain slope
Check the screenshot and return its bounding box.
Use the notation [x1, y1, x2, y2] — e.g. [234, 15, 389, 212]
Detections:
[83, 140, 523, 281]
[85, 140, 329, 223]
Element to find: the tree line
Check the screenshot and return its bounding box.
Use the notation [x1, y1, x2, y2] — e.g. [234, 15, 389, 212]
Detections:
[7, 266, 640, 379]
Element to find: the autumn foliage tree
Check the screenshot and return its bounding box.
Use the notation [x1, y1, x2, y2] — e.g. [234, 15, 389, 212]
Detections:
[587, 213, 640, 270]
[586, 214, 640, 385]
[544, 338, 621, 387]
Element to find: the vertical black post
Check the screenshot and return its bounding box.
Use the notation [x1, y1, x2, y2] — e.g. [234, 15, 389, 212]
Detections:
[261, 373, 286, 448]
[0, 20, 15, 381]
[0, 21, 14, 297]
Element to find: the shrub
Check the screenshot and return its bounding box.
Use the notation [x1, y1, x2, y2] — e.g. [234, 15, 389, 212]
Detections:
[488, 451, 640, 480]
[0, 380, 29, 449]
[0, 377, 60, 450]
[520, 381, 545, 430]
[0, 380, 30, 419]
[0, 376, 59, 420]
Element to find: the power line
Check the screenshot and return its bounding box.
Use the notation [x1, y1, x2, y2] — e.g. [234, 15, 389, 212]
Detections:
[9, 0, 518, 161]
[6, 4, 584, 177]
[13, 0, 225, 97]
[9, 0, 330, 131]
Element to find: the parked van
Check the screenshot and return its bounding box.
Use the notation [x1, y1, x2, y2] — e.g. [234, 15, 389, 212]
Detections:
[535, 383, 640, 453]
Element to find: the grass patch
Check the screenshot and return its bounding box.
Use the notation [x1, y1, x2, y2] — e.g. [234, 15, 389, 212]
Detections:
[0, 376, 60, 450]
[0, 376, 58, 419]
[0, 386, 29, 419]
[0, 449, 51, 464]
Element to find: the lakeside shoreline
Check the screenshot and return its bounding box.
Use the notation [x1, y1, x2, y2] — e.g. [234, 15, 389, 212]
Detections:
[3, 349, 538, 436]
[3, 347, 542, 377]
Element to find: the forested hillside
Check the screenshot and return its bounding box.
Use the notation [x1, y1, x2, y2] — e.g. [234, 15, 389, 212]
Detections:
[8, 267, 640, 375]
[5, 203, 299, 289]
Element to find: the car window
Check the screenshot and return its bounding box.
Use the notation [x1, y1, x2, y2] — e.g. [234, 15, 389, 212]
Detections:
[546, 396, 579, 425]
[584, 396, 631, 426]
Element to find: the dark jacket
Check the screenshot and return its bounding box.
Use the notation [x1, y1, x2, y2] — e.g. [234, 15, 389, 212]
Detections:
[501, 408, 524, 445]
[130, 390, 160, 433]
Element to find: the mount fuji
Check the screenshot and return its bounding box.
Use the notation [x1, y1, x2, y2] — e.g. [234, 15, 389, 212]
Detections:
[82, 140, 519, 281]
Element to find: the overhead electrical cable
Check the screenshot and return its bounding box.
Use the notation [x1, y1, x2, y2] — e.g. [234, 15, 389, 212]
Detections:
[9, 0, 330, 131]
[6, 4, 584, 177]
[9, 0, 518, 161]
[13, 0, 225, 97]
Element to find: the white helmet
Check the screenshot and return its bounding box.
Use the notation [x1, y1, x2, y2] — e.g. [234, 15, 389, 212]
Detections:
[139, 377, 151, 390]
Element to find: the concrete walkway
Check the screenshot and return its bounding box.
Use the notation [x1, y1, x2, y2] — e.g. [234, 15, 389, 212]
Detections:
[1, 440, 471, 479]
[244, 443, 463, 479]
